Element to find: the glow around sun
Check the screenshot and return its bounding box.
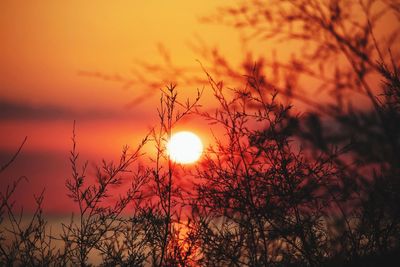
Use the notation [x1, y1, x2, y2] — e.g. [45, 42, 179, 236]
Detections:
[167, 131, 203, 164]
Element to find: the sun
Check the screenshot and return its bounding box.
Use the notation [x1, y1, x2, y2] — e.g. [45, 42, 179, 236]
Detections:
[167, 131, 203, 164]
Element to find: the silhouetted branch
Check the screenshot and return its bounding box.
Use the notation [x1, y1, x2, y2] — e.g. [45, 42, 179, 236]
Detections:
[0, 136, 27, 173]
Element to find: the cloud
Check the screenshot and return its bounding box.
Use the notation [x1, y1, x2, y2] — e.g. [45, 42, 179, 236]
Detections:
[0, 99, 146, 121]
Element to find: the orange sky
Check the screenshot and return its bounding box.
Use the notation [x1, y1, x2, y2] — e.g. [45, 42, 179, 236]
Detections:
[0, 0, 244, 212]
[0, 1, 399, 213]
[0, 0, 243, 108]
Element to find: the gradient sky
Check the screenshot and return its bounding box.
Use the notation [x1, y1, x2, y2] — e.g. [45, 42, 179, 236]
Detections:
[0, 0, 245, 213]
[0, 1, 398, 213]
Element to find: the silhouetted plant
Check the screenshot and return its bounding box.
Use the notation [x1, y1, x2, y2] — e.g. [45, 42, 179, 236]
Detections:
[142, 84, 202, 266]
[1, 0, 399, 266]
[55, 121, 149, 266]
[0, 138, 61, 266]
[188, 68, 343, 266]
[188, 0, 400, 265]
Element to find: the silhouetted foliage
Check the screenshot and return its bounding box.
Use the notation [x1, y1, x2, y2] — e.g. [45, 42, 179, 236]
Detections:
[1, 0, 400, 266]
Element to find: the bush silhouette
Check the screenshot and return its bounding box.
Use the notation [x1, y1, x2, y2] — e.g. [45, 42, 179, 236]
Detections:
[1, 0, 400, 266]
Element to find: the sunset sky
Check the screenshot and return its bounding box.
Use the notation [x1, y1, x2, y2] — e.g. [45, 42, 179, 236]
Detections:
[0, 0, 248, 213]
[1, 1, 398, 213]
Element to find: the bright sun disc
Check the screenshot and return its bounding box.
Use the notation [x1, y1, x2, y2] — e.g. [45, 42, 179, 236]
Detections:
[167, 131, 203, 164]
